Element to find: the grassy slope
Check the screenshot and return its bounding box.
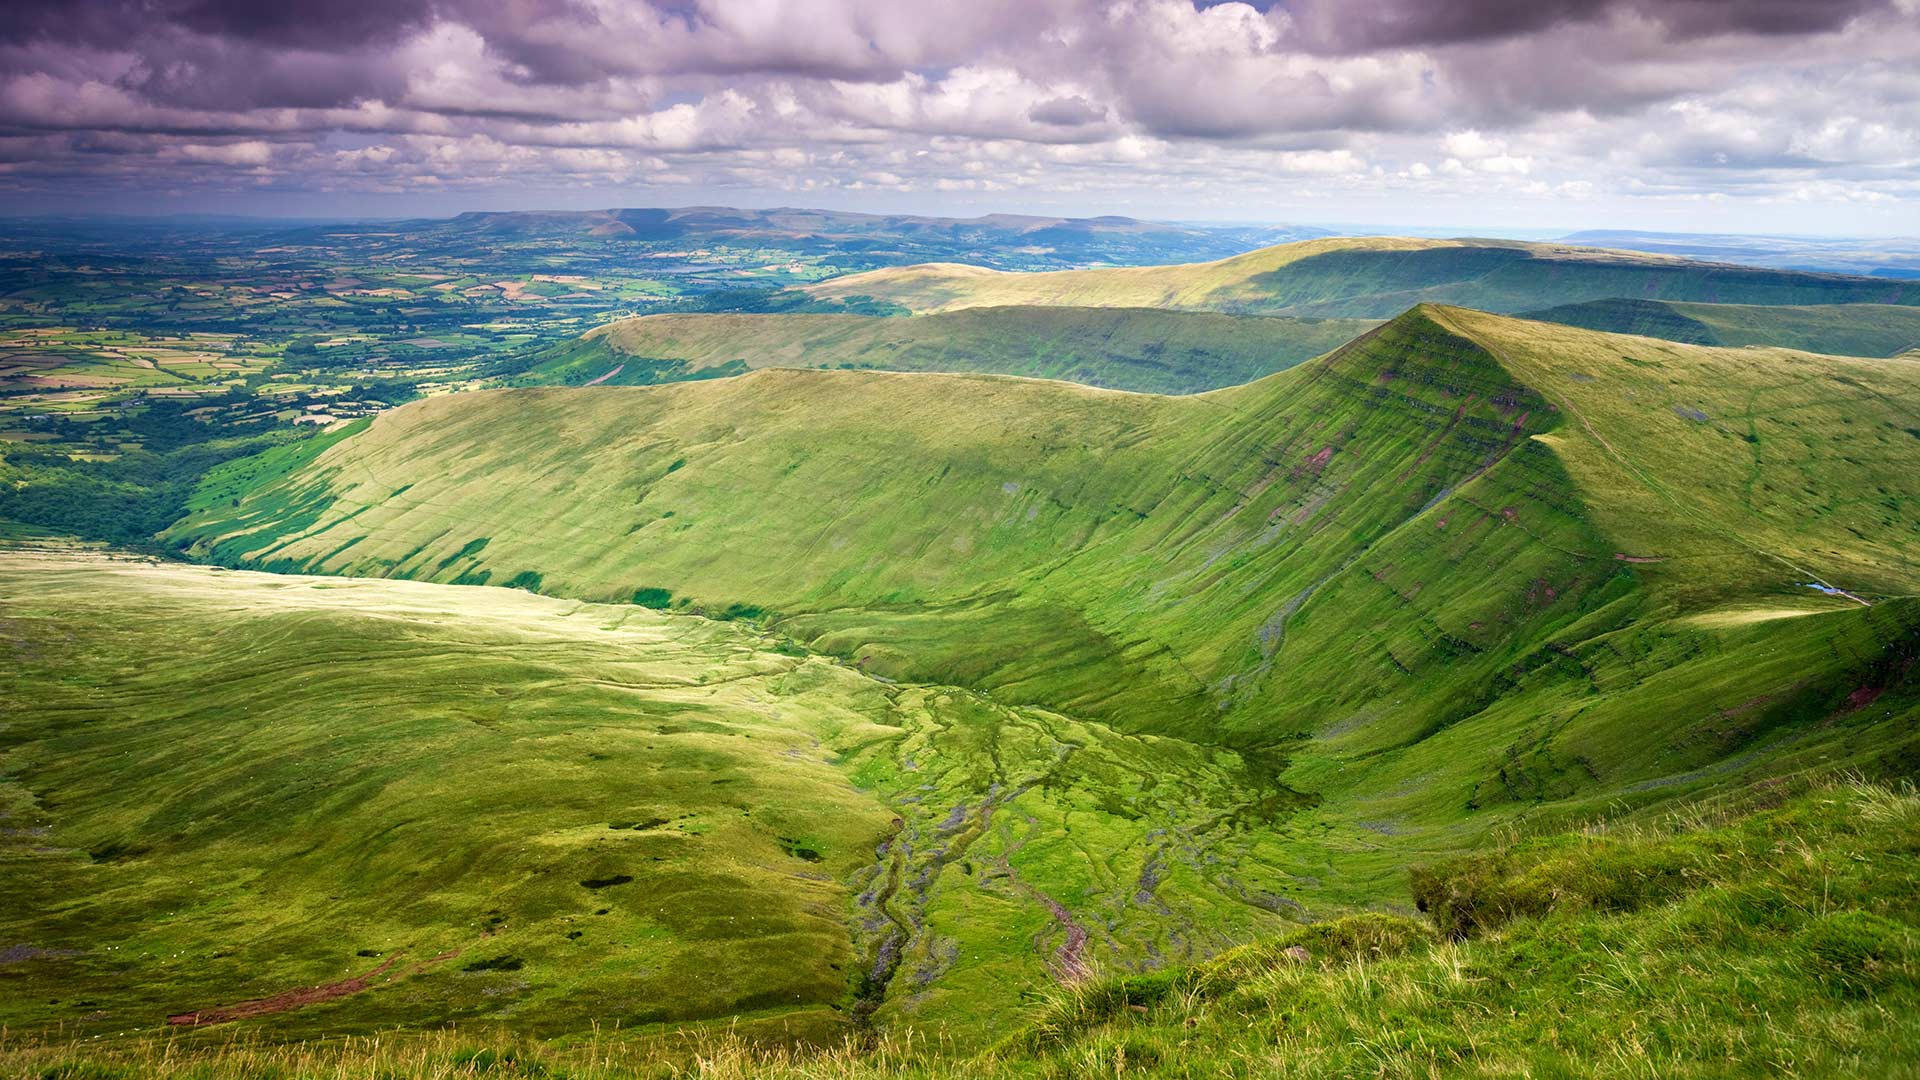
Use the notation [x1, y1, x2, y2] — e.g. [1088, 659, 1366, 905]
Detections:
[1522, 298, 1920, 357]
[7, 778, 1915, 1078]
[0, 551, 890, 1040]
[0, 550, 1346, 1042]
[803, 237, 1920, 318]
[516, 307, 1379, 395]
[166, 308, 1920, 891]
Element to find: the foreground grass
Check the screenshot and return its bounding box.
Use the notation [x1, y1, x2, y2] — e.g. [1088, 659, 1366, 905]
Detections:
[6, 778, 1914, 1078]
[1008, 778, 1920, 1078]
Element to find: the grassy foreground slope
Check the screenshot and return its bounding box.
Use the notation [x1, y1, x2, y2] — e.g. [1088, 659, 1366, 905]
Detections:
[513, 307, 1378, 395]
[997, 778, 1920, 1079]
[802, 237, 1920, 317]
[169, 308, 1920, 860]
[1522, 297, 1920, 356]
[7, 777, 1915, 1078]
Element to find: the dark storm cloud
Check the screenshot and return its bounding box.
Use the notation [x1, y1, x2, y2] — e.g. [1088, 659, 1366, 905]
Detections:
[172, 0, 436, 49]
[0, 0, 424, 115]
[132, 42, 413, 111]
[1289, 0, 1893, 51]
[0, 0, 148, 47]
[1631, 0, 1892, 37]
[0, 0, 432, 49]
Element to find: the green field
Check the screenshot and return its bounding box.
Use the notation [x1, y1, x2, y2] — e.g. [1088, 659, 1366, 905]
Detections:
[804, 237, 1920, 318]
[516, 307, 1379, 395]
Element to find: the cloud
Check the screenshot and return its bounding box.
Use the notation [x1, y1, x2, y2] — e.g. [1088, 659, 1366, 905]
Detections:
[0, 0, 1909, 227]
[171, 140, 275, 165]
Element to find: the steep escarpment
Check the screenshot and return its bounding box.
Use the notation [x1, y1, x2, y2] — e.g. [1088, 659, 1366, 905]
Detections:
[166, 310, 1555, 731]
[168, 307, 1920, 809]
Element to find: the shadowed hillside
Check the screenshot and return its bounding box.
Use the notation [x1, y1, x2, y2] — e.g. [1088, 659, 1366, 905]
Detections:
[512, 306, 1378, 395]
[802, 238, 1920, 318]
[1521, 298, 1920, 357]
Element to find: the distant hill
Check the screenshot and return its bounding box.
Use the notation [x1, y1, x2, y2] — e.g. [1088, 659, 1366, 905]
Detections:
[1560, 229, 1920, 278]
[803, 236, 1920, 317]
[280, 206, 1331, 272]
[1521, 298, 1920, 357]
[513, 306, 1379, 395]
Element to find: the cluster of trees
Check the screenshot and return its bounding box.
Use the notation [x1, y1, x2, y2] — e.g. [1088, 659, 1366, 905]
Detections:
[0, 388, 407, 551]
[0, 437, 269, 550]
[681, 287, 908, 317]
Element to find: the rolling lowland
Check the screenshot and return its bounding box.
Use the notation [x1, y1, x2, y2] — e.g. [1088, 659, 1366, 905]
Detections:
[2, 233, 1918, 1079]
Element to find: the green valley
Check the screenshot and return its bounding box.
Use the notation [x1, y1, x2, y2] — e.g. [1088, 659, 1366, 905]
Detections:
[134, 306, 1919, 1044]
[7, 230, 1920, 1080]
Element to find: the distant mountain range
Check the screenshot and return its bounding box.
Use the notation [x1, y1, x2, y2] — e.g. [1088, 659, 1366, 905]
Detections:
[281, 206, 1336, 272]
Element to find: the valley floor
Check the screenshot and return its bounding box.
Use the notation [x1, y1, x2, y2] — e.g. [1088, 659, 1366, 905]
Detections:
[1, 549, 1367, 1045]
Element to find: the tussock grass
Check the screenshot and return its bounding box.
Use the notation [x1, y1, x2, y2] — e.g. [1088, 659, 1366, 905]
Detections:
[1, 1026, 958, 1080]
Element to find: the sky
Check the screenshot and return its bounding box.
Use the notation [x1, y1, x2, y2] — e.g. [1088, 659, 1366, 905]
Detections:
[0, 0, 1916, 233]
